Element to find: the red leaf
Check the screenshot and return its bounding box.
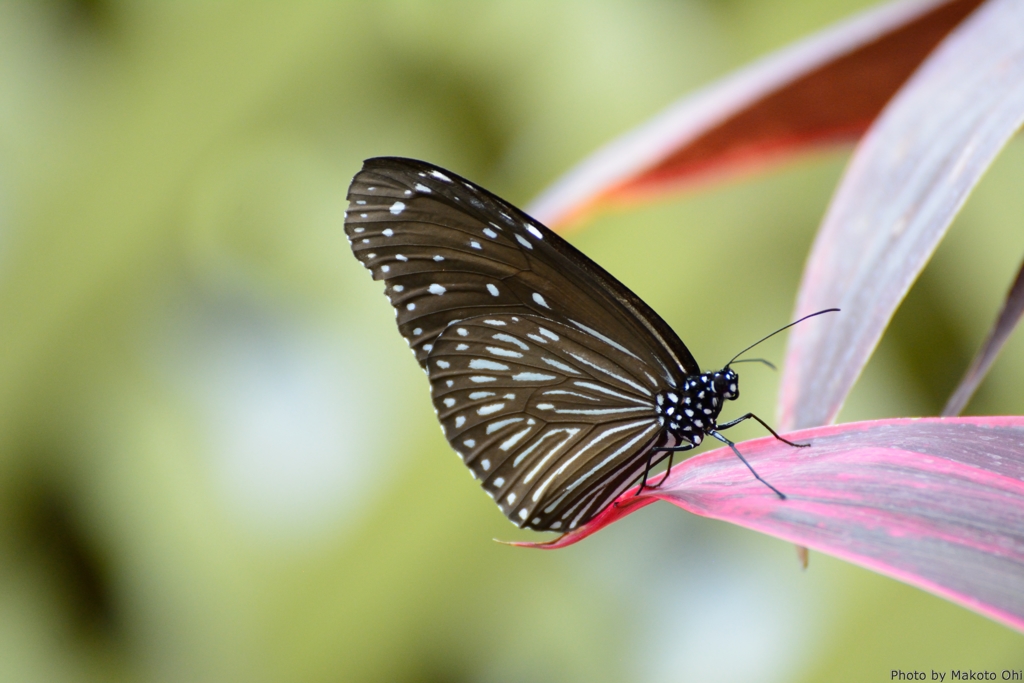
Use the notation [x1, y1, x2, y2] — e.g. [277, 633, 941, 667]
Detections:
[779, 0, 1024, 430]
[528, 0, 982, 228]
[511, 417, 1024, 633]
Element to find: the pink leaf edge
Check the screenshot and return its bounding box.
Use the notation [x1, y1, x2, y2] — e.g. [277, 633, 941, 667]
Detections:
[508, 416, 1024, 634]
[779, 0, 1024, 430]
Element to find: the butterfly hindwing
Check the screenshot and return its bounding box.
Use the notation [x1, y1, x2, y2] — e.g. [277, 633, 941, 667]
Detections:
[427, 315, 681, 530]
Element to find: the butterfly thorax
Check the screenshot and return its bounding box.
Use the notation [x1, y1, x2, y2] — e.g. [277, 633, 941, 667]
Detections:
[655, 368, 739, 446]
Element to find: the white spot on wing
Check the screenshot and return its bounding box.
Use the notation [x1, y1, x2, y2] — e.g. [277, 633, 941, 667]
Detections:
[389, 201, 405, 215]
[515, 234, 533, 249]
[415, 183, 431, 193]
[483, 228, 498, 239]
[470, 376, 497, 383]
[486, 417, 523, 434]
[454, 415, 466, 428]
[486, 346, 522, 359]
[469, 241, 481, 250]
[512, 372, 556, 382]
[383, 228, 394, 237]
[477, 403, 505, 416]
[532, 293, 550, 308]
[428, 283, 446, 295]
[493, 333, 528, 350]
[469, 391, 495, 400]
[469, 359, 509, 371]
[429, 170, 451, 182]
[527, 225, 543, 239]
[486, 284, 499, 297]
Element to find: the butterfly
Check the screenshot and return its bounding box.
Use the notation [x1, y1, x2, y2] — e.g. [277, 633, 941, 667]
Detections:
[345, 157, 832, 532]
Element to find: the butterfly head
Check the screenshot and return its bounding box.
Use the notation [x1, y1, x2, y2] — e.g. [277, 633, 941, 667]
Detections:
[711, 367, 740, 401]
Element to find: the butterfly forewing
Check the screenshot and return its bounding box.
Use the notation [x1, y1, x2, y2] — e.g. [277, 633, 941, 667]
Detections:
[345, 157, 698, 531]
[345, 158, 699, 376]
[426, 315, 681, 530]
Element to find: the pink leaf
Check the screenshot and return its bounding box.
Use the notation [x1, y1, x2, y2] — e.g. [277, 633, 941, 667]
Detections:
[779, 0, 1024, 430]
[511, 417, 1024, 633]
[943, 257, 1024, 416]
[528, 0, 982, 228]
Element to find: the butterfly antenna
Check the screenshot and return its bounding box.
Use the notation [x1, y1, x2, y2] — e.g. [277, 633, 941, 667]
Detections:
[729, 358, 776, 370]
[726, 308, 839, 368]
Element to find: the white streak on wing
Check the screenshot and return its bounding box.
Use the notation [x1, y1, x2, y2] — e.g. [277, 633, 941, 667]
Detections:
[415, 183, 431, 193]
[470, 376, 497, 383]
[486, 417, 524, 434]
[487, 346, 523, 359]
[523, 428, 581, 484]
[469, 391, 495, 400]
[539, 328, 559, 341]
[483, 319, 506, 326]
[492, 333, 529, 350]
[469, 359, 509, 371]
[512, 428, 560, 468]
[568, 318, 642, 360]
[563, 422, 658, 495]
[573, 381, 650, 405]
[429, 170, 451, 182]
[527, 225, 544, 239]
[532, 420, 653, 502]
[512, 372, 556, 382]
[500, 427, 533, 452]
[541, 356, 579, 374]
[477, 403, 505, 416]
[515, 234, 533, 249]
[552, 406, 649, 416]
[567, 353, 652, 396]
[542, 390, 601, 401]
[527, 334, 547, 344]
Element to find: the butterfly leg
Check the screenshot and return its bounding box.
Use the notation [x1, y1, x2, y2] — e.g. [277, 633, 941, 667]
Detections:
[709, 431, 786, 500]
[637, 442, 694, 494]
[716, 412, 808, 448]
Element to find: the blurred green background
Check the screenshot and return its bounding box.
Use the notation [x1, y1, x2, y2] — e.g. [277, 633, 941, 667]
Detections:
[0, 1, 1022, 681]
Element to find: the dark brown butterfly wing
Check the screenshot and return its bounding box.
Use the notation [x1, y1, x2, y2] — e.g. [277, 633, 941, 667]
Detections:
[345, 157, 697, 530]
